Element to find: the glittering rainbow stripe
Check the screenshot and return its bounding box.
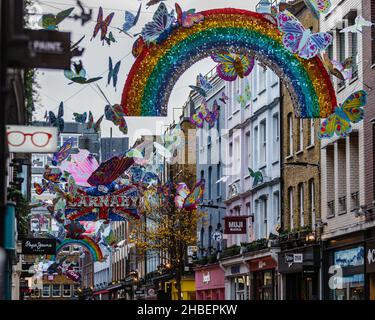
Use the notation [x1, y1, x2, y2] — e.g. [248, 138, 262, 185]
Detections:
[121, 8, 336, 118]
[54, 236, 104, 262]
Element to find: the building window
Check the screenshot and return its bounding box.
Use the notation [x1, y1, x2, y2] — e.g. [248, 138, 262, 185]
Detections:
[208, 166, 212, 200]
[299, 183, 304, 227]
[326, 145, 335, 217]
[273, 191, 280, 224]
[63, 284, 71, 297]
[337, 140, 347, 214]
[307, 119, 315, 147]
[272, 113, 279, 162]
[262, 197, 268, 238]
[200, 227, 205, 253]
[208, 225, 212, 250]
[309, 179, 316, 230]
[349, 16, 358, 78]
[337, 31, 346, 89]
[246, 132, 251, 169]
[52, 284, 61, 297]
[287, 113, 293, 156]
[42, 284, 50, 297]
[297, 119, 303, 152]
[260, 120, 267, 165]
[288, 187, 294, 230]
[258, 65, 266, 93]
[254, 126, 258, 168]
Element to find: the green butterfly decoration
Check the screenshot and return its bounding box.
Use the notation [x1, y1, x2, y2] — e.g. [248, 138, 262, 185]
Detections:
[38, 7, 74, 30]
[249, 168, 263, 188]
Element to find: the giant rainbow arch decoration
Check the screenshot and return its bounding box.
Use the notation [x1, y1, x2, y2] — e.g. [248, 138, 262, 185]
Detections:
[122, 8, 336, 118]
[53, 236, 104, 262]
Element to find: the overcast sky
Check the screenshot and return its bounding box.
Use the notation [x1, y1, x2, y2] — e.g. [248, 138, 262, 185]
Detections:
[32, 0, 258, 144]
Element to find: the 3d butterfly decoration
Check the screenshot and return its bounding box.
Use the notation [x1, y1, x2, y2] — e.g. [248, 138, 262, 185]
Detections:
[105, 104, 128, 134]
[175, 3, 204, 28]
[73, 112, 87, 124]
[126, 148, 149, 166]
[174, 179, 205, 211]
[86, 111, 104, 132]
[88, 155, 134, 186]
[58, 149, 99, 187]
[52, 175, 77, 206]
[72, 0, 92, 26]
[236, 78, 251, 109]
[158, 180, 173, 198]
[64, 61, 103, 84]
[318, 90, 367, 139]
[211, 53, 255, 82]
[146, 0, 165, 9]
[189, 73, 213, 97]
[249, 168, 264, 188]
[34, 180, 55, 195]
[322, 52, 353, 81]
[91, 6, 115, 44]
[104, 31, 116, 46]
[132, 36, 146, 58]
[116, 4, 142, 37]
[38, 7, 74, 30]
[107, 57, 121, 91]
[190, 100, 209, 128]
[153, 142, 173, 161]
[277, 10, 332, 59]
[50, 138, 74, 166]
[49, 102, 65, 133]
[204, 100, 220, 128]
[303, 0, 331, 17]
[219, 92, 229, 105]
[130, 167, 160, 187]
[340, 16, 374, 34]
[43, 165, 62, 183]
[141, 2, 176, 44]
[70, 35, 85, 58]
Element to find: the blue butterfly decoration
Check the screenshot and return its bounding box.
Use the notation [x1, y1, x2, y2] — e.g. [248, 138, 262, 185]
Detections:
[107, 57, 121, 91]
[49, 102, 65, 132]
[73, 112, 87, 124]
[141, 2, 176, 44]
[189, 73, 213, 97]
[116, 4, 142, 37]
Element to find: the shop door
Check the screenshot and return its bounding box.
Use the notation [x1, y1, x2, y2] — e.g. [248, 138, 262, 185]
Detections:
[285, 273, 302, 300]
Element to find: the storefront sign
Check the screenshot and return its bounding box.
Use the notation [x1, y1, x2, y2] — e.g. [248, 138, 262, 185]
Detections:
[6, 125, 58, 153]
[187, 246, 198, 257]
[21, 238, 56, 255]
[66, 270, 81, 282]
[203, 272, 210, 284]
[249, 256, 277, 272]
[366, 241, 375, 273]
[135, 289, 145, 295]
[278, 247, 319, 274]
[334, 246, 364, 268]
[224, 216, 247, 234]
[66, 186, 138, 221]
[24, 30, 71, 69]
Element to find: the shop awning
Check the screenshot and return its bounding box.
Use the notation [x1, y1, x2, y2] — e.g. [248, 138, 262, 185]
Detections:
[93, 290, 109, 295]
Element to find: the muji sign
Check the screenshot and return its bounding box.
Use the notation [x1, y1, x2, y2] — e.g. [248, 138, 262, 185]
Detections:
[224, 216, 248, 234]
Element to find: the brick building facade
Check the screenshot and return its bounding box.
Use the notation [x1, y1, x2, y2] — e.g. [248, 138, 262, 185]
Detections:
[279, 0, 322, 300]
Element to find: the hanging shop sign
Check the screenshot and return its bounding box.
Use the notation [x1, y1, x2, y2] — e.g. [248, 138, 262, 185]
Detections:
[6, 125, 58, 153]
[23, 30, 71, 69]
[21, 238, 56, 255]
[366, 242, 375, 273]
[65, 185, 139, 221]
[66, 269, 81, 282]
[248, 256, 278, 272]
[224, 216, 248, 234]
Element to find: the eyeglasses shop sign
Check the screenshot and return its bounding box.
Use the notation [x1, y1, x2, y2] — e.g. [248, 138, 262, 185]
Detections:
[224, 216, 247, 234]
[21, 238, 56, 255]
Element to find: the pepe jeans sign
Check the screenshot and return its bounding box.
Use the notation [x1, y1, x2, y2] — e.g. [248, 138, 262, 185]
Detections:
[21, 238, 56, 255]
[224, 216, 247, 234]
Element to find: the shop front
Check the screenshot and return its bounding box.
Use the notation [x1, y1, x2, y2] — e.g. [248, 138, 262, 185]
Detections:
[278, 245, 320, 300]
[324, 232, 365, 300]
[221, 256, 250, 300]
[366, 238, 375, 300]
[93, 289, 109, 300]
[247, 254, 278, 300]
[165, 275, 196, 300]
[194, 263, 225, 300]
